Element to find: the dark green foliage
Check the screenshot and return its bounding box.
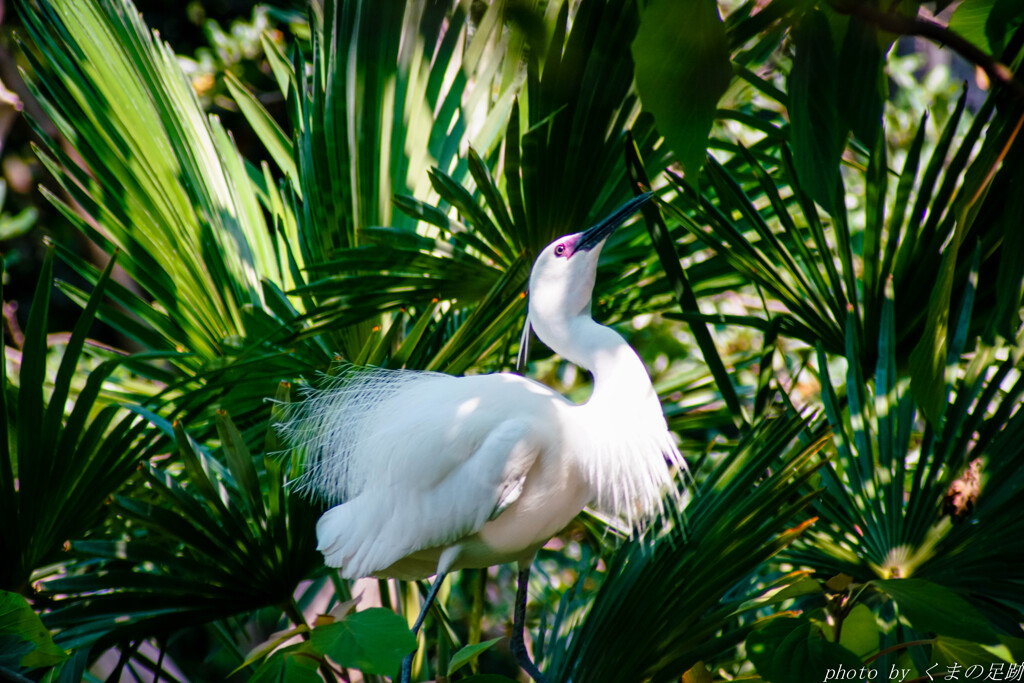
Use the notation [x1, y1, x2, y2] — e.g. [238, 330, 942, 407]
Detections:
[632, 0, 732, 183]
[0, 250, 162, 593]
[788, 9, 842, 215]
[40, 402, 322, 654]
[7, 0, 1024, 679]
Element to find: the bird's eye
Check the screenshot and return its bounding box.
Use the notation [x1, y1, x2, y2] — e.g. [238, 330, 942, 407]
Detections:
[554, 244, 567, 257]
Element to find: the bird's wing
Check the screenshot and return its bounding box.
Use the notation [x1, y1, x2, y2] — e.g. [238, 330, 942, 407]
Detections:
[278, 364, 449, 505]
[281, 368, 564, 578]
[316, 415, 543, 578]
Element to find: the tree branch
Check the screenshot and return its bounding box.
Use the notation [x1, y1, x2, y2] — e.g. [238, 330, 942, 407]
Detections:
[831, 1, 1024, 102]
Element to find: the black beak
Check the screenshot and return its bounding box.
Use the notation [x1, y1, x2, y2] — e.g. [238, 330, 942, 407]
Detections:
[576, 192, 654, 252]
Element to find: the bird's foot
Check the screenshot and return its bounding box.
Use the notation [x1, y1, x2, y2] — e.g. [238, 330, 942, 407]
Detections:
[511, 634, 548, 683]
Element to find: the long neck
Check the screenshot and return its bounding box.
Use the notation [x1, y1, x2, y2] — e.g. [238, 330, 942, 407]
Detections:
[553, 316, 662, 416]
[546, 315, 680, 529]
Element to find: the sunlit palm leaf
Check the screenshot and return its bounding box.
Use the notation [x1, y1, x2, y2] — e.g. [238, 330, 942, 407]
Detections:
[19, 0, 282, 366]
[786, 278, 1024, 635]
[663, 79, 1024, 407]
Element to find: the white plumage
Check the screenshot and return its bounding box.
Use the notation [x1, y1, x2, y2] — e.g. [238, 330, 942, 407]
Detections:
[284, 365, 679, 579]
[278, 192, 681, 681]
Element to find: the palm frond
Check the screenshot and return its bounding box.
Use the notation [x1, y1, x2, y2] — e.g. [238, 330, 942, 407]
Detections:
[1, 248, 161, 593]
[19, 0, 280, 366]
[786, 277, 1024, 636]
[41, 395, 321, 658]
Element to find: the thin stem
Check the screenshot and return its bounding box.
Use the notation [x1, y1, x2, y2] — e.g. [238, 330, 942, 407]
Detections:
[402, 574, 448, 683]
[468, 568, 486, 652]
[830, 1, 1024, 102]
[865, 638, 935, 663]
[282, 598, 309, 636]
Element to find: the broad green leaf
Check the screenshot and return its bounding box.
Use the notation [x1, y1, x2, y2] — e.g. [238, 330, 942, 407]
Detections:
[874, 579, 998, 644]
[748, 617, 863, 683]
[950, 0, 1024, 55]
[632, 0, 731, 182]
[232, 625, 310, 675]
[309, 608, 416, 675]
[0, 635, 35, 670]
[931, 635, 1014, 666]
[837, 17, 884, 147]
[761, 577, 823, 606]
[0, 591, 67, 669]
[747, 618, 798, 676]
[458, 676, 519, 683]
[448, 637, 503, 675]
[249, 643, 322, 683]
[683, 661, 715, 683]
[838, 604, 880, 659]
[788, 9, 842, 215]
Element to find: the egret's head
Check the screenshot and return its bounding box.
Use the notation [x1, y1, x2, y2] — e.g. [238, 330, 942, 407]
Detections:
[528, 192, 653, 329]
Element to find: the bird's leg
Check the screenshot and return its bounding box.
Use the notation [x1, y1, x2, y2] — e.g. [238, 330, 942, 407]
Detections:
[511, 564, 548, 683]
[400, 572, 447, 683]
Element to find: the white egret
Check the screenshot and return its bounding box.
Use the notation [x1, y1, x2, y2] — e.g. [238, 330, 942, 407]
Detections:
[281, 192, 682, 682]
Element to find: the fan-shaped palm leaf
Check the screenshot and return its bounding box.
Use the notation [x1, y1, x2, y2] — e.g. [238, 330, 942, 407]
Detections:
[41, 397, 321, 661]
[1, 249, 161, 593]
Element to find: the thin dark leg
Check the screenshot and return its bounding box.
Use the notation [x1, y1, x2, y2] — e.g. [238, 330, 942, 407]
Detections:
[400, 572, 447, 683]
[511, 565, 548, 683]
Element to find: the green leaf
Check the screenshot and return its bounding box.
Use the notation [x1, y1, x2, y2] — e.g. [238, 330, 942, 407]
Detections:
[214, 410, 265, 524]
[632, 0, 732, 182]
[627, 143, 746, 428]
[458, 676, 520, 683]
[931, 635, 1014, 666]
[20, 0, 277, 369]
[838, 604, 880, 659]
[0, 635, 35, 671]
[788, 9, 842, 215]
[249, 643, 322, 683]
[224, 72, 298, 191]
[748, 617, 863, 683]
[989, 162, 1024, 341]
[837, 17, 884, 147]
[950, 0, 1024, 55]
[448, 637, 503, 675]
[873, 579, 999, 644]
[309, 608, 416, 675]
[546, 415, 824, 681]
[260, 31, 294, 98]
[762, 577, 823, 606]
[0, 206, 37, 240]
[0, 590, 67, 669]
